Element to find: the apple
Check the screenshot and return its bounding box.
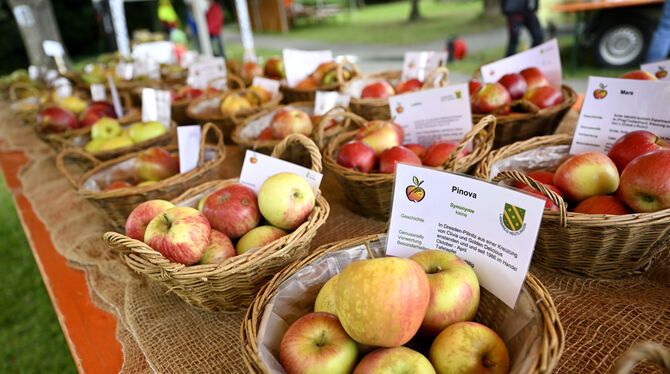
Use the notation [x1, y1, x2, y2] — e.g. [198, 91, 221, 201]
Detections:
[314, 274, 339, 315]
[257, 127, 275, 141]
[85, 138, 107, 153]
[336, 141, 377, 173]
[513, 171, 555, 189]
[258, 172, 315, 230]
[220, 94, 252, 116]
[472, 83, 512, 115]
[519, 67, 550, 90]
[553, 152, 620, 202]
[295, 76, 319, 89]
[38, 106, 79, 133]
[361, 81, 395, 99]
[497, 73, 527, 99]
[404, 143, 427, 160]
[468, 80, 483, 98]
[618, 150, 670, 212]
[91, 117, 122, 140]
[264, 56, 285, 79]
[607, 130, 669, 173]
[246, 85, 272, 106]
[573, 195, 631, 215]
[134, 147, 179, 181]
[429, 321, 509, 374]
[312, 61, 339, 83]
[105, 180, 133, 191]
[520, 184, 563, 211]
[79, 101, 117, 127]
[354, 347, 435, 374]
[136, 181, 157, 187]
[279, 312, 358, 374]
[356, 120, 405, 156]
[270, 108, 313, 139]
[619, 70, 657, 80]
[175, 86, 204, 101]
[409, 250, 480, 337]
[128, 121, 167, 143]
[379, 146, 422, 173]
[335, 257, 430, 347]
[394, 78, 423, 95]
[125, 200, 176, 241]
[235, 225, 287, 255]
[197, 194, 210, 212]
[240, 61, 263, 85]
[202, 183, 260, 239]
[199, 229, 236, 264]
[422, 141, 468, 167]
[99, 136, 134, 151]
[60, 96, 87, 114]
[144, 206, 211, 265]
[523, 85, 563, 109]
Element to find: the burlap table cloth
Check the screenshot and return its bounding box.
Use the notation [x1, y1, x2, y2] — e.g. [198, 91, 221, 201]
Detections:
[1, 101, 668, 373]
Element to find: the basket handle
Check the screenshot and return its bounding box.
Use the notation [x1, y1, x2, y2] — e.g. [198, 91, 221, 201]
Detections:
[206, 74, 246, 96]
[442, 114, 496, 170]
[9, 81, 39, 101]
[56, 148, 102, 188]
[491, 170, 568, 228]
[613, 342, 670, 374]
[118, 90, 134, 111]
[271, 134, 322, 173]
[336, 58, 362, 85]
[313, 105, 362, 148]
[199, 122, 224, 167]
[422, 66, 450, 89]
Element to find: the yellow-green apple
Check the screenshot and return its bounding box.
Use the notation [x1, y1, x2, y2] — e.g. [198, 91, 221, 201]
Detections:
[336, 140, 377, 173]
[619, 70, 657, 80]
[519, 67, 550, 89]
[405, 143, 427, 160]
[270, 108, 313, 139]
[235, 225, 287, 255]
[105, 180, 133, 191]
[91, 117, 122, 140]
[240, 61, 263, 85]
[553, 152, 619, 202]
[422, 141, 468, 167]
[59, 96, 87, 114]
[617, 150, 670, 212]
[497, 73, 527, 99]
[314, 274, 339, 315]
[353, 347, 436, 374]
[39, 106, 79, 133]
[197, 193, 210, 212]
[523, 85, 563, 109]
[468, 80, 482, 98]
[220, 94, 252, 116]
[429, 321, 509, 374]
[355, 120, 405, 156]
[128, 121, 167, 143]
[258, 172, 315, 230]
[144, 206, 211, 265]
[472, 83, 512, 115]
[79, 101, 117, 127]
[125, 199, 175, 241]
[134, 147, 179, 181]
[573, 195, 631, 215]
[279, 312, 358, 374]
[335, 257, 430, 347]
[520, 184, 563, 211]
[379, 146, 422, 173]
[394, 78, 423, 95]
[264, 56, 285, 79]
[607, 130, 669, 173]
[410, 250, 480, 337]
[99, 135, 134, 150]
[199, 229, 236, 264]
[361, 81, 395, 99]
[513, 171, 555, 189]
[85, 138, 107, 153]
[246, 85, 272, 106]
[202, 184, 260, 239]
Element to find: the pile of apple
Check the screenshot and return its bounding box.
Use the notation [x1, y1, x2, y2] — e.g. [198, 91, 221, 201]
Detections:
[38, 99, 119, 134]
[171, 85, 218, 103]
[253, 107, 338, 142]
[123, 172, 316, 265]
[336, 120, 467, 174]
[219, 85, 272, 117]
[84, 118, 167, 153]
[279, 250, 510, 374]
[357, 77, 424, 100]
[516, 130, 669, 214]
[103, 146, 179, 191]
[294, 61, 354, 89]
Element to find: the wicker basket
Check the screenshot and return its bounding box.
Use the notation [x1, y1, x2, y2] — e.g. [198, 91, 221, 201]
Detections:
[323, 111, 497, 220]
[241, 233, 564, 374]
[345, 67, 450, 120]
[474, 134, 670, 278]
[102, 134, 330, 312]
[8, 81, 42, 123]
[472, 85, 578, 149]
[56, 122, 226, 231]
[279, 60, 361, 103]
[171, 74, 246, 125]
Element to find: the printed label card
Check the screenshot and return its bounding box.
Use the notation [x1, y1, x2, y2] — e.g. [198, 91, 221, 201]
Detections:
[282, 49, 333, 88]
[187, 57, 226, 90]
[177, 125, 202, 174]
[641, 58, 670, 81]
[107, 75, 124, 118]
[480, 39, 562, 88]
[314, 91, 351, 116]
[239, 150, 323, 195]
[401, 51, 448, 82]
[141, 88, 172, 129]
[90, 84, 107, 101]
[252, 76, 281, 99]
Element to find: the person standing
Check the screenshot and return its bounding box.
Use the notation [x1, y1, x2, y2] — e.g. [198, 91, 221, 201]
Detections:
[501, 0, 544, 57]
[206, 0, 226, 58]
[646, 0, 670, 62]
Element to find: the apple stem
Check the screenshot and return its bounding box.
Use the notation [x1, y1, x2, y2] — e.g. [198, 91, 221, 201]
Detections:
[483, 358, 496, 368]
[162, 213, 171, 229]
[316, 330, 326, 348]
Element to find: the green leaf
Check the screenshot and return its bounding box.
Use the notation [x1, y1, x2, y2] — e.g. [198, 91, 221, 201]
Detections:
[413, 176, 419, 185]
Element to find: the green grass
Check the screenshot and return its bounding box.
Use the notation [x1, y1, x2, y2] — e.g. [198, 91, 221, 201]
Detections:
[0, 176, 76, 373]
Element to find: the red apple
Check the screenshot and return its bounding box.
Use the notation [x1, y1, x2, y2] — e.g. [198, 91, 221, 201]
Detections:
[519, 67, 550, 89]
[240, 61, 263, 85]
[618, 150, 670, 212]
[361, 81, 395, 99]
[38, 106, 79, 133]
[270, 108, 313, 139]
[264, 56, 285, 79]
[523, 85, 563, 109]
[279, 312, 358, 374]
[379, 146, 422, 174]
[336, 140, 377, 173]
[353, 347, 434, 374]
[202, 184, 260, 239]
[144, 206, 211, 265]
[404, 143, 427, 160]
[394, 78, 423, 95]
[134, 147, 179, 182]
[125, 199, 175, 241]
[257, 172, 315, 230]
[513, 171, 555, 189]
[79, 101, 117, 127]
[520, 184, 563, 211]
[105, 181, 133, 191]
[199, 229, 236, 264]
[497, 73, 528, 99]
[607, 130, 669, 173]
[573, 195, 631, 215]
[553, 152, 620, 202]
[468, 80, 482, 98]
[422, 141, 468, 167]
[295, 76, 319, 89]
[257, 127, 275, 140]
[619, 70, 657, 80]
[355, 120, 405, 156]
[235, 225, 287, 255]
[312, 61, 339, 84]
[472, 83, 512, 115]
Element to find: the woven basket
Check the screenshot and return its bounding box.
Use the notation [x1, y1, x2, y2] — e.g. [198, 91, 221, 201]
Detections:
[102, 134, 330, 312]
[472, 85, 578, 149]
[323, 111, 497, 220]
[241, 233, 564, 373]
[56, 122, 226, 231]
[279, 60, 361, 103]
[612, 342, 670, 374]
[171, 74, 246, 125]
[345, 67, 450, 120]
[8, 81, 42, 123]
[474, 134, 670, 278]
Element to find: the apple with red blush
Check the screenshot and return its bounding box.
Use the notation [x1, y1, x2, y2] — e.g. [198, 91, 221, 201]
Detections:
[336, 140, 377, 173]
[202, 183, 260, 239]
[619, 70, 657, 81]
[125, 199, 175, 241]
[523, 85, 563, 109]
[497, 73, 527, 99]
[513, 171, 555, 189]
[378, 146, 422, 174]
[472, 83, 512, 115]
[519, 67, 550, 90]
[617, 150, 670, 212]
[607, 130, 669, 173]
[404, 143, 427, 160]
[394, 78, 423, 95]
[422, 141, 468, 167]
[355, 120, 405, 156]
[361, 81, 395, 99]
[573, 195, 631, 215]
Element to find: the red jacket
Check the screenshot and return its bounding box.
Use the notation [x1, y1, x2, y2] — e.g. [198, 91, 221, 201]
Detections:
[206, 3, 223, 36]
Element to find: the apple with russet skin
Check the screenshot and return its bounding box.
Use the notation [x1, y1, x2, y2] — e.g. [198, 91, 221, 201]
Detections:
[619, 70, 657, 80]
[361, 81, 395, 99]
[128, 121, 167, 143]
[257, 127, 275, 141]
[79, 101, 117, 127]
[354, 347, 436, 374]
[235, 225, 287, 255]
[394, 78, 423, 95]
[202, 183, 260, 239]
[573, 195, 631, 215]
[379, 146, 422, 173]
[405, 143, 427, 160]
[472, 83, 512, 115]
[520, 184, 563, 211]
[520, 67, 550, 89]
[125, 199, 175, 241]
[356, 120, 405, 156]
[497, 73, 528, 99]
[523, 85, 563, 109]
[199, 229, 236, 264]
[553, 152, 620, 202]
[270, 108, 313, 139]
[279, 312, 358, 374]
[617, 150, 670, 212]
[105, 180, 134, 191]
[513, 171, 555, 189]
[336, 140, 377, 173]
[99, 136, 134, 151]
[429, 321, 509, 374]
[422, 141, 468, 167]
[134, 147, 179, 181]
[314, 274, 339, 315]
[607, 130, 669, 173]
[39, 106, 79, 133]
[335, 257, 430, 347]
[144, 206, 211, 265]
[91, 117, 122, 140]
[468, 80, 483, 97]
[258, 172, 315, 230]
[263, 56, 285, 79]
